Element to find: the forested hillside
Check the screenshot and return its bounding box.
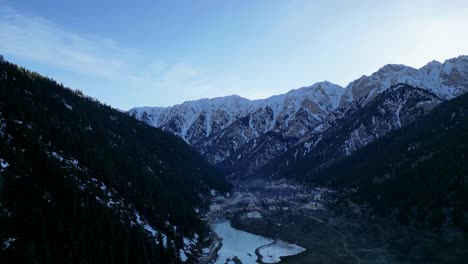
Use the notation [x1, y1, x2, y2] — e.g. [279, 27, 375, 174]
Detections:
[303, 90, 468, 231]
[0, 61, 231, 263]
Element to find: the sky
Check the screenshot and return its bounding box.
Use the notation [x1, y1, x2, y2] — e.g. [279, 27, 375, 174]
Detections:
[1, 0, 468, 110]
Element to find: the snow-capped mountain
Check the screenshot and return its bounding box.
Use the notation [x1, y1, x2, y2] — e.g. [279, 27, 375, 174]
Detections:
[129, 55, 468, 179]
[129, 81, 344, 164]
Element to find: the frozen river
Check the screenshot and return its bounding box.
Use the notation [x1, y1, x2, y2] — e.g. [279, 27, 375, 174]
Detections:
[212, 221, 305, 264]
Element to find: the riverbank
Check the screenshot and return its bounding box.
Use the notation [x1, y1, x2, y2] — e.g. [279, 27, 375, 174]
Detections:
[231, 204, 468, 264]
[209, 220, 305, 264]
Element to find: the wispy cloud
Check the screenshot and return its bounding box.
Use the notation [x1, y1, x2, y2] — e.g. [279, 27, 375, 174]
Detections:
[0, 5, 241, 108]
[0, 5, 130, 80]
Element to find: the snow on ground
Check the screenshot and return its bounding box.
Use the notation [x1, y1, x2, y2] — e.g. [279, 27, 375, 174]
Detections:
[69, 173, 172, 250]
[62, 100, 73, 110]
[45, 148, 190, 263]
[0, 158, 9, 170]
[50, 151, 64, 161]
[49, 151, 80, 169]
[180, 249, 188, 262]
[143, 224, 157, 236]
[135, 212, 143, 225]
[259, 240, 306, 263]
[202, 247, 211, 254]
[183, 237, 191, 247]
[132, 211, 169, 247]
[0, 114, 6, 137]
[3, 237, 17, 250]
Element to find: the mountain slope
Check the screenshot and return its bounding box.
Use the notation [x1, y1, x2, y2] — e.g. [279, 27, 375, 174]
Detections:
[307, 90, 468, 231]
[256, 84, 444, 180]
[0, 61, 231, 263]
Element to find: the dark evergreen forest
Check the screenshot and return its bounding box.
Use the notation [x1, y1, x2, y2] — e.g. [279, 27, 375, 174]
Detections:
[286, 89, 468, 231]
[0, 61, 231, 263]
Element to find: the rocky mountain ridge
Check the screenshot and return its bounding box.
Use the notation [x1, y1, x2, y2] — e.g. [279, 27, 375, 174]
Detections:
[340, 56, 468, 106]
[257, 83, 445, 179]
[129, 81, 344, 164]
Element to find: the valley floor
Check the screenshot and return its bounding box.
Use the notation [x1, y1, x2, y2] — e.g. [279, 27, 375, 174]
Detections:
[232, 205, 468, 264]
[207, 179, 468, 264]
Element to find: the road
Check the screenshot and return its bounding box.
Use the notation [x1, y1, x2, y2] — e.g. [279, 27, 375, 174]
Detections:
[198, 232, 222, 264]
[301, 213, 325, 223]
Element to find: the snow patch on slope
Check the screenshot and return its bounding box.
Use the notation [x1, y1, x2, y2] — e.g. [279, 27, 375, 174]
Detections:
[0, 158, 9, 171]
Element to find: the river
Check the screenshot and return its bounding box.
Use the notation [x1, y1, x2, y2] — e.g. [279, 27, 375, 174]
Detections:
[212, 220, 305, 264]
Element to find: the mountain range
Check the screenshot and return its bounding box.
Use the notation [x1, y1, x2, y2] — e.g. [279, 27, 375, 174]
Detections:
[129, 55, 468, 179]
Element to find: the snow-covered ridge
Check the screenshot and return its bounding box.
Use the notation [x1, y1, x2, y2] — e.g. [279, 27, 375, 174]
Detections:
[130, 55, 468, 144]
[129, 81, 344, 142]
[0, 158, 9, 172]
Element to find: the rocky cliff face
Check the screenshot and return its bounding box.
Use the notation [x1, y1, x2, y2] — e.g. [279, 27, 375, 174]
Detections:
[129, 55, 468, 179]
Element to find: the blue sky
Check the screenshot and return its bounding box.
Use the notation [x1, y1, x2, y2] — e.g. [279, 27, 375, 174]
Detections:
[1, 0, 468, 109]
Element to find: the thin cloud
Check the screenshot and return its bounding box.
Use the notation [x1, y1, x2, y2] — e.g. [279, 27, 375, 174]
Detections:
[0, 5, 128, 80]
[0, 5, 243, 108]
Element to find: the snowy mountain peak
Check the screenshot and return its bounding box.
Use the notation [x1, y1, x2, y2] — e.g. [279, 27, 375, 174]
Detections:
[422, 60, 442, 69]
[286, 81, 344, 100]
[378, 64, 412, 73]
[339, 55, 468, 107]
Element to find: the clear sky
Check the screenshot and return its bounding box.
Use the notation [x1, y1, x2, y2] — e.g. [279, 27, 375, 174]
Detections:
[1, 0, 468, 109]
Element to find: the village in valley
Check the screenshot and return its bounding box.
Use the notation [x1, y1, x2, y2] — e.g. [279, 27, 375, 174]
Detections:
[207, 179, 332, 223]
